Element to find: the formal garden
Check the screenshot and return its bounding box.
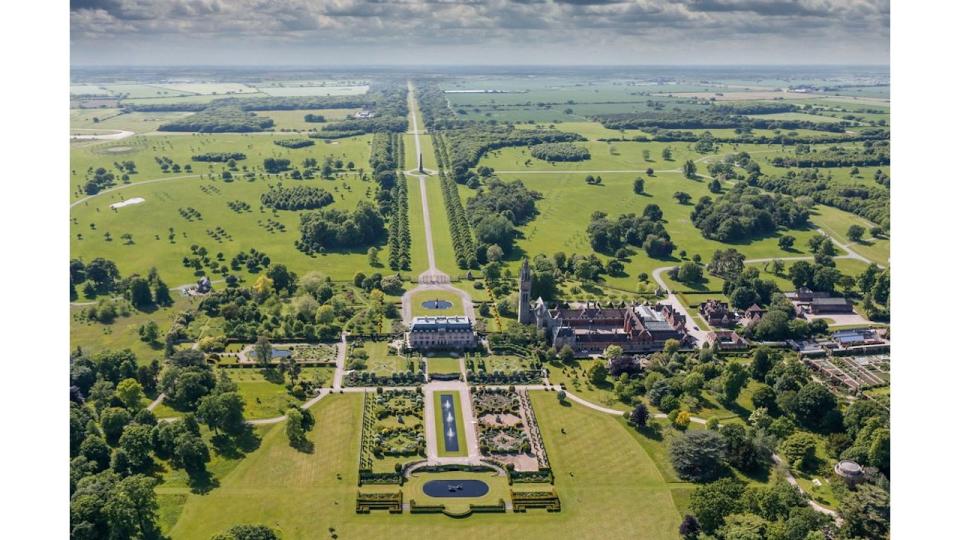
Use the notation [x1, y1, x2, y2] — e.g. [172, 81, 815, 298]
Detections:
[344, 339, 424, 387]
[466, 352, 543, 385]
[359, 390, 426, 482]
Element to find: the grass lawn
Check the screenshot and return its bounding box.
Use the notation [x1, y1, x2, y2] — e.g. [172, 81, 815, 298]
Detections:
[545, 360, 629, 412]
[411, 289, 463, 317]
[493, 169, 823, 291]
[422, 175, 462, 275]
[225, 369, 303, 419]
[404, 470, 510, 509]
[406, 175, 430, 274]
[70, 133, 387, 283]
[809, 205, 889, 265]
[357, 340, 419, 376]
[433, 391, 468, 457]
[165, 390, 686, 539]
[70, 295, 204, 366]
[428, 357, 462, 375]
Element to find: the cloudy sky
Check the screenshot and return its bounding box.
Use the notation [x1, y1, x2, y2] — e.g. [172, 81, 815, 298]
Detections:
[70, 0, 890, 66]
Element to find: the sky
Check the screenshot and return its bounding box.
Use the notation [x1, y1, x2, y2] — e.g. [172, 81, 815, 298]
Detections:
[70, 0, 890, 66]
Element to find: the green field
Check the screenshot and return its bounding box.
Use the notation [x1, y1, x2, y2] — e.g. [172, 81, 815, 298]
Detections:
[427, 357, 462, 375]
[411, 290, 463, 317]
[69, 133, 390, 284]
[497, 169, 823, 290]
[433, 390, 468, 457]
[164, 390, 683, 538]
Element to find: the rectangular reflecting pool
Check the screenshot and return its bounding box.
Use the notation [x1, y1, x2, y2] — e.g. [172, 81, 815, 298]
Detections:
[439, 394, 459, 453]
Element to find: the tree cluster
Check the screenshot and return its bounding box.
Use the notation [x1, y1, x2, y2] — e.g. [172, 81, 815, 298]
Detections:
[296, 201, 386, 254]
[529, 142, 591, 162]
[691, 184, 810, 242]
[260, 185, 334, 210]
[586, 206, 675, 257]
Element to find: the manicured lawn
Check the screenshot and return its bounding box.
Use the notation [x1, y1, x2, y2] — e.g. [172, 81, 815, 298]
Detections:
[411, 289, 463, 317]
[164, 390, 686, 539]
[422, 175, 462, 275]
[433, 390, 468, 457]
[356, 340, 419, 376]
[225, 369, 303, 419]
[545, 360, 629, 412]
[428, 357, 462, 375]
[809, 205, 889, 265]
[406, 175, 430, 274]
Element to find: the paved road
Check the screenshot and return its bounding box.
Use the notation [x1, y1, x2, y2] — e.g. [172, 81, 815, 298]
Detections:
[332, 333, 347, 391]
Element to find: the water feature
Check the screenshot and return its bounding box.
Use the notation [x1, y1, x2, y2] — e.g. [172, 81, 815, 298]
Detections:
[421, 299, 454, 310]
[423, 479, 489, 498]
[439, 394, 460, 453]
[271, 348, 292, 359]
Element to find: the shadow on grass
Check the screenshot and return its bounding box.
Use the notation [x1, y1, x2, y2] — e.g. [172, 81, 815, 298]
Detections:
[260, 367, 285, 384]
[210, 426, 262, 460]
[188, 468, 219, 494]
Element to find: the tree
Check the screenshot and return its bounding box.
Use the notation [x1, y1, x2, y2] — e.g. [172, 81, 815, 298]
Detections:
[669, 430, 727, 482]
[674, 191, 692, 204]
[254, 336, 272, 366]
[558, 345, 575, 364]
[486, 244, 504, 263]
[708, 248, 745, 280]
[128, 277, 153, 309]
[679, 515, 701, 539]
[266, 264, 295, 294]
[102, 475, 161, 539]
[118, 424, 154, 470]
[751, 384, 778, 412]
[718, 512, 768, 540]
[557, 390, 567, 403]
[839, 484, 889, 540]
[779, 432, 818, 471]
[750, 348, 776, 381]
[212, 524, 280, 540]
[587, 360, 608, 385]
[689, 478, 745, 532]
[173, 432, 210, 474]
[682, 160, 698, 179]
[778, 235, 795, 251]
[708, 178, 722, 193]
[793, 382, 837, 429]
[367, 246, 380, 266]
[662, 147, 673, 160]
[847, 224, 865, 242]
[79, 435, 111, 470]
[633, 177, 645, 194]
[286, 408, 307, 449]
[197, 391, 247, 435]
[138, 321, 160, 343]
[115, 378, 144, 410]
[100, 407, 132, 444]
[720, 362, 749, 403]
[676, 261, 703, 284]
[629, 403, 649, 429]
